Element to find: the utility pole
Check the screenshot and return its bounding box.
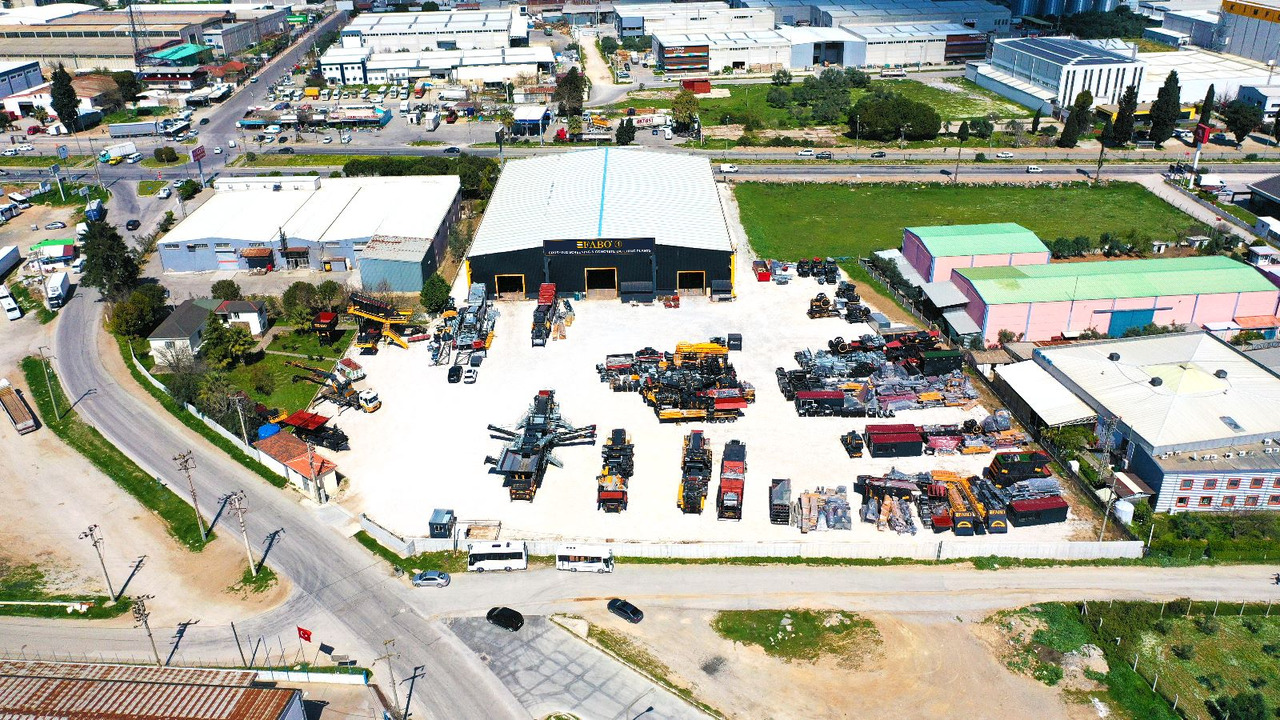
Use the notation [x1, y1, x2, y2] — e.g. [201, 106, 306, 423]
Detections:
[228, 491, 255, 577]
[305, 440, 325, 504]
[376, 639, 402, 719]
[37, 346, 58, 421]
[131, 595, 162, 666]
[173, 451, 206, 540]
[79, 525, 115, 600]
[231, 394, 249, 447]
[1097, 414, 1121, 542]
[1095, 133, 1106, 186]
[401, 665, 426, 720]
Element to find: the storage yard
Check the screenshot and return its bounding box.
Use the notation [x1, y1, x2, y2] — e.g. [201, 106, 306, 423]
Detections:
[324, 232, 1090, 545]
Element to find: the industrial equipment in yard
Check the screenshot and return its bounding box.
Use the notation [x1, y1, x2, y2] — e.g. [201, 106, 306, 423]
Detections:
[859, 477, 918, 535]
[677, 430, 713, 514]
[864, 424, 925, 458]
[839, 431, 864, 457]
[597, 341, 755, 423]
[485, 390, 597, 502]
[985, 451, 1053, 486]
[792, 486, 852, 532]
[769, 479, 791, 525]
[457, 283, 497, 351]
[716, 440, 746, 520]
[532, 283, 573, 347]
[286, 360, 381, 413]
[347, 292, 413, 351]
[278, 410, 349, 451]
[807, 293, 840, 319]
[0, 378, 35, 435]
[597, 428, 635, 512]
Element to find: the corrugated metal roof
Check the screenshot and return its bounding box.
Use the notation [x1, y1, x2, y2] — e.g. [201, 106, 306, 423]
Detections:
[995, 36, 1135, 66]
[469, 149, 733, 256]
[0, 661, 294, 720]
[1035, 332, 1280, 451]
[957, 256, 1276, 305]
[908, 222, 1047, 258]
[942, 307, 981, 335]
[995, 360, 1095, 427]
[921, 281, 969, 308]
[361, 234, 432, 262]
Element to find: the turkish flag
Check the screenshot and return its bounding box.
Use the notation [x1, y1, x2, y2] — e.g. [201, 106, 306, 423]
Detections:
[297, 626, 312, 643]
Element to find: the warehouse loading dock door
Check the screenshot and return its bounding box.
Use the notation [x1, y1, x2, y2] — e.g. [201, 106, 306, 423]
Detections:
[495, 274, 525, 299]
[677, 270, 705, 296]
[585, 268, 618, 299]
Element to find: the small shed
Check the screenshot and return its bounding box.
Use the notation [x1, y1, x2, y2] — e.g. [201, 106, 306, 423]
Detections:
[254, 432, 338, 502]
[429, 508, 456, 539]
[681, 78, 711, 94]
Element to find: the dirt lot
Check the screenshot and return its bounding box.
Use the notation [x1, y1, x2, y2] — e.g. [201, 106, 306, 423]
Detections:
[0, 333, 291, 626]
[583, 606, 1081, 720]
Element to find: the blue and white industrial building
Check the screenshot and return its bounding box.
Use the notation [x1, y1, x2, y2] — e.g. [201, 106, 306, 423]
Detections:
[966, 36, 1145, 113]
[157, 175, 461, 292]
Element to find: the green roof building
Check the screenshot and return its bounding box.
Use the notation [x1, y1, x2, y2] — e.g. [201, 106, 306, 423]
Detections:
[903, 222, 1051, 283]
[951, 256, 1280, 343]
[145, 43, 213, 66]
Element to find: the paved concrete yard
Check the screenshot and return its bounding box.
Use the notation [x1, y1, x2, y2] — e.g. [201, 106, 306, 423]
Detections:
[324, 186, 1088, 545]
[447, 616, 706, 720]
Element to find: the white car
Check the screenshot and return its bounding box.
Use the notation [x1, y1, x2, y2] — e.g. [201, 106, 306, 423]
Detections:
[213, 146, 223, 154]
[1, 148, 18, 157]
[463, 368, 478, 384]
[323, 136, 333, 144]
[995, 151, 1014, 159]
[1026, 165, 1043, 174]
[796, 148, 815, 157]
[228, 139, 237, 148]
[157, 187, 172, 199]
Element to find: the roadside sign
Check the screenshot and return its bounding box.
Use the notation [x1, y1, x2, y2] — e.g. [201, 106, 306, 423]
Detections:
[39, 181, 50, 194]
[287, 13, 307, 23]
[50, 163, 60, 175]
[157, 171, 163, 180]
[192, 145, 207, 162]
[78, 186, 90, 197]
[56, 145, 69, 160]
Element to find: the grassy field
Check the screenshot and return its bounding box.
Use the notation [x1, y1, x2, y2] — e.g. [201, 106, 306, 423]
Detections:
[20, 356, 210, 551]
[711, 609, 880, 663]
[733, 181, 1206, 261]
[31, 182, 109, 208]
[266, 328, 353, 359]
[0, 155, 90, 168]
[0, 561, 131, 620]
[137, 180, 167, 196]
[242, 153, 356, 167]
[102, 106, 173, 125]
[222, 353, 321, 414]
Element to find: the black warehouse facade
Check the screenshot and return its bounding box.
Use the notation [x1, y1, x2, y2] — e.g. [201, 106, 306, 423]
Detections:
[466, 149, 735, 299]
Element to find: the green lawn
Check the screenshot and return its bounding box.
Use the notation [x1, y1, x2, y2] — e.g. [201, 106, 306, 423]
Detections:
[0, 154, 90, 168]
[101, 106, 173, 125]
[137, 180, 166, 196]
[20, 356, 210, 551]
[266, 328, 353, 359]
[0, 561, 131, 620]
[140, 153, 190, 168]
[242, 153, 368, 167]
[711, 609, 880, 663]
[733, 181, 1207, 261]
[889, 78, 1032, 120]
[28, 182, 109, 207]
[225, 353, 325, 413]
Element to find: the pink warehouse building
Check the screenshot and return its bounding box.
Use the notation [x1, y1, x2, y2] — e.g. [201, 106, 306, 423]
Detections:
[953, 256, 1280, 345]
[902, 223, 1051, 283]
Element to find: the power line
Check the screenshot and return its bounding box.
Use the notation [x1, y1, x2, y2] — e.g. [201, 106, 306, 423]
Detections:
[78, 525, 115, 601]
[173, 451, 207, 540]
[130, 595, 161, 667]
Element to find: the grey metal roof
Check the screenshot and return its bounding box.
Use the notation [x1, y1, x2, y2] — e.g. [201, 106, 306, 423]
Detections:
[469, 149, 733, 256]
[921, 280, 969, 308]
[148, 299, 211, 340]
[998, 37, 1134, 66]
[1249, 174, 1280, 204]
[362, 234, 432, 262]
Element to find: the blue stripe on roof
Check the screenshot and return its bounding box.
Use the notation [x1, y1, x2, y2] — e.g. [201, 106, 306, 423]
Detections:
[598, 147, 610, 236]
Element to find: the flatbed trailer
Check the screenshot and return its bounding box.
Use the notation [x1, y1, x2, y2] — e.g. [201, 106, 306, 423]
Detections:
[0, 379, 36, 434]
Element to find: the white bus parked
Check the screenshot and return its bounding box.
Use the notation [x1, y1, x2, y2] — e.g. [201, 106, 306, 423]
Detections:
[555, 545, 614, 573]
[467, 541, 527, 572]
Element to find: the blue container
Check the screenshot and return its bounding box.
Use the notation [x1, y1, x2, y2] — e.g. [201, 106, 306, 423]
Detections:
[258, 423, 281, 440]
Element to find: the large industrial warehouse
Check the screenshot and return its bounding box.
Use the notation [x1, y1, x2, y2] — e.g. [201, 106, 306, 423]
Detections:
[466, 149, 735, 300]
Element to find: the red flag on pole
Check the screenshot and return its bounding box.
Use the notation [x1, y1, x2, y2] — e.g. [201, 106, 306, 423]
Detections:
[297, 626, 312, 643]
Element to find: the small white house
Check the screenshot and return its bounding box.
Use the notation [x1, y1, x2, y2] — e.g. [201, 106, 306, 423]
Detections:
[215, 299, 269, 336]
[147, 299, 212, 363]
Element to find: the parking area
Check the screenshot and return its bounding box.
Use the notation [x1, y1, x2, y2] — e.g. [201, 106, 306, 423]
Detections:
[320, 189, 1088, 546]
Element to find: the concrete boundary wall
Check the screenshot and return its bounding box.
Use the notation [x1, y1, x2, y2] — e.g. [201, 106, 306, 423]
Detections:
[358, 515, 1145, 561]
[255, 669, 369, 685]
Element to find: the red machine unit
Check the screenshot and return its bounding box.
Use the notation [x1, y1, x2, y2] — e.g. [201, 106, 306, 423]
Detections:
[716, 440, 746, 520]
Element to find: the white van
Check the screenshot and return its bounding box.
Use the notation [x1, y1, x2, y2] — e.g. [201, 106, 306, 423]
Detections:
[663, 127, 673, 140]
[2, 294, 21, 321]
[264, 124, 282, 135]
[1026, 165, 1043, 174]
[719, 163, 738, 173]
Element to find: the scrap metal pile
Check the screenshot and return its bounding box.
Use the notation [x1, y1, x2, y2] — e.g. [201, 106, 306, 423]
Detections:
[598, 341, 755, 423]
[853, 451, 1068, 536]
[808, 281, 872, 324]
[485, 390, 597, 502]
[791, 486, 853, 533]
[779, 331, 977, 418]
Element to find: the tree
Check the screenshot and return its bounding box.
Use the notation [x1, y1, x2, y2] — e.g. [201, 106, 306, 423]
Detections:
[766, 86, 790, 109]
[844, 68, 870, 88]
[0, 113, 12, 133]
[111, 71, 145, 105]
[81, 221, 140, 300]
[31, 106, 49, 124]
[200, 317, 255, 369]
[107, 284, 168, 337]
[1149, 70, 1181, 145]
[1207, 691, 1267, 720]
[811, 96, 848, 126]
[771, 69, 792, 86]
[1199, 83, 1215, 125]
[249, 364, 276, 396]
[957, 120, 970, 143]
[671, 89, 700, 129]
[849, 92, 941, 141]
[176, 179, 201, 201]
[566, 115, 582, 136]
[970, 117, 994, 139]
[552, 66, 586, 118]
[50, 64, 80, 133]
[1057, 90, 1094, 148]
[420, 273, 451, 313]
[1111, 85, 1139, 146]
[281, 281, 317, 325]
[615, 117, 636, 145]
[210, 279, 243, 301]
[315, 279, 345, 311]
[599, 36, 619, 55]
[1030, 107, 1041, 134]
[1221, 99, 1263, 144]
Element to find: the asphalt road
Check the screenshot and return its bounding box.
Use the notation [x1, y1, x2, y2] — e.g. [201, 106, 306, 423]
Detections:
[49, 291, 527, 720]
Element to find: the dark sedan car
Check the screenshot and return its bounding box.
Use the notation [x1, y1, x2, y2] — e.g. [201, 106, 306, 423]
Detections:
[279, 147, 295, 154]
[448, 365, 463, 383]
[870, 151, 887, 159]
[816, 151, 834, 160]
[487, 606, 524, 632]
[607, 598, 644, 624]
[443, 146, 462, 154]
[125, 219, 141, 231]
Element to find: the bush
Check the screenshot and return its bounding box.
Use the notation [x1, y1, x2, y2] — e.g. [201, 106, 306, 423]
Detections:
[975, 152, 987, 162]
[1153, 619, 1171, 635]
[1194, 615, 1220, 636]
[246, 151, 257, 162]
[420, 273, 451, 313]
[176, 179, 201, 201]
[249, 364, 275, 396]
[211, 279, 243, 301]
[1242, 616, 1263, 634]
[1172, 643, 1195, 660]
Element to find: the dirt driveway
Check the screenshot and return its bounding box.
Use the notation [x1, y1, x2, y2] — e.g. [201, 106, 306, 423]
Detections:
[581, 606, 1080, 720]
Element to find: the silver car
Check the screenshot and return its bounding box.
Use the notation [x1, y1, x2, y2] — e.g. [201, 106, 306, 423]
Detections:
[411, 570, 451, 588]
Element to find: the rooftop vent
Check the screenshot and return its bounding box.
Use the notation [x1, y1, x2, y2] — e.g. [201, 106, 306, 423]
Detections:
[1150, 377, 1163, 386]
[1108, 352, 1121, 361]
[1215, 369, 1228, 379]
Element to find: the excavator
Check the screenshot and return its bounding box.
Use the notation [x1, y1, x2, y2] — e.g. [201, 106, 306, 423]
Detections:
[347, 292, 412, 351]
[286, 360, 381, 413]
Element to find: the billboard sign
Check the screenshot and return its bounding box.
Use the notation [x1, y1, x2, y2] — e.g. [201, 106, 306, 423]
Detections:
[192, 145, 207, 162]
[543, 238, 655, 256]
[49, 164, 60, 175]
[287, 14, 308, 23]
[1194, 123, 1211, 145]
[57, 145, 69, 160]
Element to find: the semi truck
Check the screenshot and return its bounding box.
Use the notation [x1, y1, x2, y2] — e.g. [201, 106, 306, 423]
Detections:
[108, 121, 161, 138]
[716, 440, 745, 520]
[0, 245, 20, 280]
[0, 378, 36, 435]
[98, 142, 137, 163]
[46, 271, 70, 309]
